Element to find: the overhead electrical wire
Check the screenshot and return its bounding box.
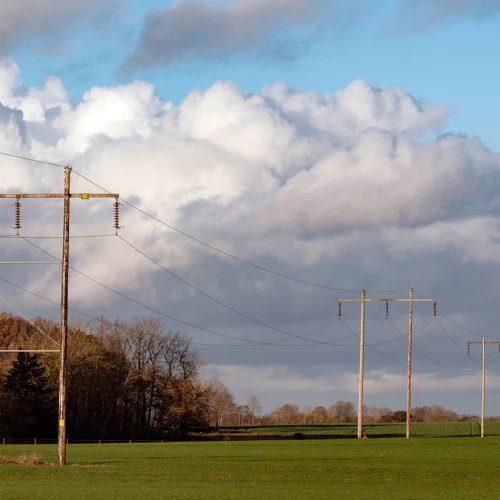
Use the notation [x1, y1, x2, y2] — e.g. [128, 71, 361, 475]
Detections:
[339, 317, 474, 373]
[339, 318, 410, 370]
[117, 235, 439, 349]
[0, 150, 66, 168]
[0, 295, 60, 347]
[0, 272, 440, 353]
[366, 317, 436, 347]
[117, 234, 379, 345]
[0, 240, 411, 349]
[71, 168, 408, 295]
[386, 318, 478, 373]
[2, 151, 497, 365]
[118, 234, 334, 341]
[414, 288, 500, 341]
[1, 274, 408, 348]
[19, 236, 356, 345]
[0, 240, 489, 371]
[0, 150, 409, 293]
[434, 318, 477, 359]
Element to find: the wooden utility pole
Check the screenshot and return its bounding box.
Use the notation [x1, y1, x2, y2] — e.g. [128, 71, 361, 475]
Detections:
[358, 289, 366, 440]
[58, 167, 71, 466]
[467, 339, 500, 438]
[339, 288, 436, 439]
[0, 166, 119, 465]
[406, 287, 413, 440]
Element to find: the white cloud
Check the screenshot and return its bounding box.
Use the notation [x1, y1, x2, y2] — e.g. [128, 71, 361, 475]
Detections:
[205, 364, 485, 412]
[1, 56, 500, 297]
[123, 0, 336, 71]
[0, 0, 114, 49]
[211, 364, 480, 395]
[1, 58, 500, 413]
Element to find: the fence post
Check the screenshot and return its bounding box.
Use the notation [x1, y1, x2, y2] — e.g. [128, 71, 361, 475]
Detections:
[2, 438, 4, 445]
[35, 438, 37, 445]
[99, 440, 101, 445]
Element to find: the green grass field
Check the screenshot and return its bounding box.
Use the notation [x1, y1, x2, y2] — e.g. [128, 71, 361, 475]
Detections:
[219, 421, 500, 438]
[2, 437, 500, 499]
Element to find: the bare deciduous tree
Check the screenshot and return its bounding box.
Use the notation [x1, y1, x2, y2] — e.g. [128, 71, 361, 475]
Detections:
[204, 378, 236, 429]
[247, 395, 262, 425]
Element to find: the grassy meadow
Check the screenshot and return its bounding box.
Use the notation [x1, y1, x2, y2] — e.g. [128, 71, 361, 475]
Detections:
[2, 435, 500, 499]
[218, 420, 500, 438]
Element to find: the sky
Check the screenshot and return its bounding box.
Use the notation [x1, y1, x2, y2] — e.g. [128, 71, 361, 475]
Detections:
[1, 0, 500, 416]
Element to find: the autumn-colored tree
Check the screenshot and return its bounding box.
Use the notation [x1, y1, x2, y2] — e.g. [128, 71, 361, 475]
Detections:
[330, 401, 356, 423]
[0, 313, 208, 440]
[312, 406, 328, 424]
[204, 378, 236, 429]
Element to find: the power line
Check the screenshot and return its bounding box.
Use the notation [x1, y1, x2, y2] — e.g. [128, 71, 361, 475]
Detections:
[0, 295, 60, 347]
[0, 275, 427, 352]
[434, 318, 476, 358]
[12, 236, 360, 346]
[0, 151, 66, 168]
[387, 318, 478, 373]
[71, 169, 407, 295]
[339, 318, 408, 369]
[18, 235, 364, 346]
[0, 274, 369, 348]
[3, 153, 493, 352]
[1, 151, 407, 293]
[333, 317, 432, 347]
[413, 288, 500, 341]
[339, 317, 472, 374]
[117, 234, 356, 344]
[367, 317, 436, 347]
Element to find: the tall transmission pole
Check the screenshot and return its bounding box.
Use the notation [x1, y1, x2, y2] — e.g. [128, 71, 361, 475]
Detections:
[0, 166, 120, 465]
[467, 339, 500, 438]
[339, 288, 436, 439]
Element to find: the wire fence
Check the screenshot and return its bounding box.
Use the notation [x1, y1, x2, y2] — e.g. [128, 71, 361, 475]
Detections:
[1, 438, 170, 445]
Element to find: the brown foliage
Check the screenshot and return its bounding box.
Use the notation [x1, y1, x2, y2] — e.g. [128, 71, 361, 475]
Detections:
[16, 453, 42, 465]
[0, 313, 208, 440]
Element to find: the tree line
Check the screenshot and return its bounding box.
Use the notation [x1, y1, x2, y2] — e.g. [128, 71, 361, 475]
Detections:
[0, 312, 485, 440]
[221, 401, 467, 426]
[0, 313, 235, 439]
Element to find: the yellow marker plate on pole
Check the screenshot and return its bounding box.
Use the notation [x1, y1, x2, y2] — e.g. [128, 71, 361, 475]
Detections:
[59, 420, 65, 427]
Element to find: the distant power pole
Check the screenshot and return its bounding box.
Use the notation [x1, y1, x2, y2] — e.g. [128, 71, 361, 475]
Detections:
[0, 166, 120, 465]
[467, 339, 500, 437]
[339, 288, 436, 439]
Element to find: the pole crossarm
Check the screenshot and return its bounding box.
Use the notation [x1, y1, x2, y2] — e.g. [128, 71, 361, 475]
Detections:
[338, 298, 435, 302]
[338, 288, 437, 439]
[468, 341, 500, 353]
[0, 262, 61, 265]
[0, 165, 120, 465]
[0, 194, 118, 199]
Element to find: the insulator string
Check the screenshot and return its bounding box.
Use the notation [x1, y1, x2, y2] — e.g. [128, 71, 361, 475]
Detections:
[12, 197, 21, 235]
[113, 197, 122, 234]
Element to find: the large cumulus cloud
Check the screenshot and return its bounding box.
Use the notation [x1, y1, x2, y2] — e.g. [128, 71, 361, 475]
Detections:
[1, 58, 500, 413]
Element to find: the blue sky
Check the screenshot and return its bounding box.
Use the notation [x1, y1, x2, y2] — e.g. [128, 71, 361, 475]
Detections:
[11, 0, 500, 151]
